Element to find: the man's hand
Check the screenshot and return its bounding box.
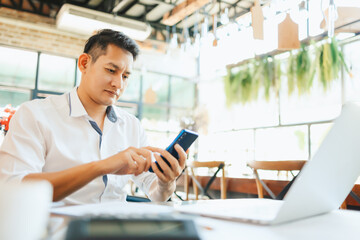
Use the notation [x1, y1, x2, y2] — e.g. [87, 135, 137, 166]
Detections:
[145, 144, 187, 184]
[100, 147, 152, 176]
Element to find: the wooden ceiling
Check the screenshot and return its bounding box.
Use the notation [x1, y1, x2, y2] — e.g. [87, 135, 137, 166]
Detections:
[0, 0, 271, 41]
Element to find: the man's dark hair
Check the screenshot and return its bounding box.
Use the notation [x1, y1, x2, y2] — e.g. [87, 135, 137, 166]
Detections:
[84, 29, 140, 62]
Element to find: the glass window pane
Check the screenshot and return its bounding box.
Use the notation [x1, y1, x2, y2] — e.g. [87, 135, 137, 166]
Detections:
[168, 108, 190, 133]
[343, 40, 360, 102]
[121, 70, 141, 102]
[310, 123, 333, 158]
[38, 53, 76, 92]
[0, 46, 37, 88]
[170, 77, 195, 108]
[199, 79, 279, 131]
[255, 126, 308, 161]
[197, 130, 254, 177]
[228, 92, 279, 129]
[114, 103, 138, 117]
[142, 72, 169, 104]
[297, 10, 308, 41]
[279, 68, 342, 124]
[141, 105, 168, 131]
[146, 131, 170, 148]
[0, 89, 31, 107]
[308, 0, 325, 37]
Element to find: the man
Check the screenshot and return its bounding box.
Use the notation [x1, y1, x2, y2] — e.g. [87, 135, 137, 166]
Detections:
[0, 29, 186, 204]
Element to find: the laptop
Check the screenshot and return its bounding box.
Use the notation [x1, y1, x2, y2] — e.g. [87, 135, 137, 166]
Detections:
[176, 102, 360, 225]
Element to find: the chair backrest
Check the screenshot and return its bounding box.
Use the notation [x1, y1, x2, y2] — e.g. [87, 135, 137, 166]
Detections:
[247, 160, 307, 199]
[188, 161, 225, 168]
[185, 161, 227, 200]
[247, 160, 306, 171]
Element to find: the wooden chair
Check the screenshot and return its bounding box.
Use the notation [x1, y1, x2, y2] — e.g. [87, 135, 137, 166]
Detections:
[247, 160, 307, 199]
[184, 161, 227, 200]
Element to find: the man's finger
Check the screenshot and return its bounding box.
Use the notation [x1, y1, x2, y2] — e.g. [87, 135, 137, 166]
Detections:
[135, 148, 152, 171]
[174, 144, 187, 169]
[130, 152, 146, 175]
[119, 156, 137, 175]
[146, 146, 179, 170]
[153, 153, 173, 174]
[151, 161, 167, 182]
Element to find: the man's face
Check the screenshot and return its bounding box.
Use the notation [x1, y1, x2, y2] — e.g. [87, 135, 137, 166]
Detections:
[80, 44, 133, 106]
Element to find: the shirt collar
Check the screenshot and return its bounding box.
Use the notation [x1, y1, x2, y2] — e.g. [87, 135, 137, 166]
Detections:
[68, 87, 120, 123]
[68, 88, 87, 118]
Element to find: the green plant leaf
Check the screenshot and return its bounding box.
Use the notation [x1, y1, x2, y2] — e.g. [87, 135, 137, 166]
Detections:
[287, 52, 296, 95]
[224, 37, 349, 105]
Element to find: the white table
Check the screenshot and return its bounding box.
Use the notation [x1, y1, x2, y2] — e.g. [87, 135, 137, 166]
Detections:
[48, 202, 360, 240]
[194, 210, 360, 240]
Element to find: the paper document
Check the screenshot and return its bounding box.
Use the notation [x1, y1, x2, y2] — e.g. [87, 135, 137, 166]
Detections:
[51, 202, 174, 217]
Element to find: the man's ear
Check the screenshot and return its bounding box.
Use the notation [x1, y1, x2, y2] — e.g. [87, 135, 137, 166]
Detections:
[78, 53, 91, 73]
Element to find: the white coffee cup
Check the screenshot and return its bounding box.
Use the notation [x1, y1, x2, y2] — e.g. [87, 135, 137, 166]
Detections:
[0, 180, 53, 240]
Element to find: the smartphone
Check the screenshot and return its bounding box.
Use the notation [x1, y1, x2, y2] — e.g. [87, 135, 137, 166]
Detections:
[149, 129, 198, 173]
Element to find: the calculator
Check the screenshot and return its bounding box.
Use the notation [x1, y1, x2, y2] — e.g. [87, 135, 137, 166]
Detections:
[65, 217, 200, 240]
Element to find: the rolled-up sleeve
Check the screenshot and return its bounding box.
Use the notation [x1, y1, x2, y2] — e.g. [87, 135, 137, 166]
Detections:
[0, 102, 46, 183]
[130, 171, 157, 197]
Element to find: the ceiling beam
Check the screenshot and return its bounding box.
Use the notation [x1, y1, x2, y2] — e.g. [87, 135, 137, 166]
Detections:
[112, 0, 132, 13]
[9, 0, 18, 8]
[39, 0, 43, 13]
[162, 0, 210, 26]
[118, 0, 138, 15]
[27, 0, 38, 13]
[139, 4, 157, 21]
[230, 0, 249, 10]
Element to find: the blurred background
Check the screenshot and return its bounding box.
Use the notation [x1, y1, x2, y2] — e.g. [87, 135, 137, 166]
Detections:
[1, 1, 360, 201]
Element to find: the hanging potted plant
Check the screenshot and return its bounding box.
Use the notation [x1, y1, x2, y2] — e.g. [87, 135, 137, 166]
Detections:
[296, 43, 316, 95]
[224, 63, 255, 106]
[224, 36, 351, 106]
[316, 37, 351, 90]
[262, 56, 277, 101]
[287, 51, 296, 95]
[224, 56, 279, 106]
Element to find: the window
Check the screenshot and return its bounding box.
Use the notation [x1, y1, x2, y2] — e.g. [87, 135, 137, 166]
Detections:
[38, 53, 76, 92]
[279, 74, 342, 124]
[196, 130, 254, 177]
[0, 46, 37, 88]
[168, 108, 190, 132]
[0, 88, 31, 107]
[0, 46, 197, 165]
[146, 131, 171, 148]
[343, 41, 360, 102]
[170, 77, 195, 108]
[310, 123, 333, 158]
[199, 80, 279, 132]
[140, 71, 196, 133]
[141, 105, 168, 131]
[255, 126, 309, 161]
[114, 103, 138, 117]
[121, 70, 141, 102]
[142, 72, 169, 104]
[308, 0, 324, 37]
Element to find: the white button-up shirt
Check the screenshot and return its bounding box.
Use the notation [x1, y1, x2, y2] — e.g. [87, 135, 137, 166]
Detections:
[0, 88, 166, 205]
